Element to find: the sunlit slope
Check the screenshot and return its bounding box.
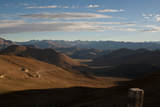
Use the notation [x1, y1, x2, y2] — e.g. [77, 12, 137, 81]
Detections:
[0, 45, 81, 68]
[0, 55, 119, 93]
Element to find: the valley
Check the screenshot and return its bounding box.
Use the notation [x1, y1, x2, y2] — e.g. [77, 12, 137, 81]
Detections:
[1, 0, 160, 106]
[0, 38, 160, 107]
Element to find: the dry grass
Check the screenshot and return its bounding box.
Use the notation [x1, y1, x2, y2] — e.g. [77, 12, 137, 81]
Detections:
[0, 55, 128, 94]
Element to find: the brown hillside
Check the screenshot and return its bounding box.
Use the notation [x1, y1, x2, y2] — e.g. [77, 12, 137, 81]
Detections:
[0, 54, 158, 107]
[0, 55, 123, 93]
[0, 45, 81, 68]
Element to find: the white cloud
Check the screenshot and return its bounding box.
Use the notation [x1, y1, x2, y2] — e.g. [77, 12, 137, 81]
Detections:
[140, 25, 160, 32]
[0, 20, 25, 24]
[0, 21, 106, 34]
[155, 14, 160, 22]
[20, 12, 112, 20]
[26, 5, 80, 9]
[26, 5, 59, 9]
[142, 14, 154, 20]
[63, 6, 69, 8]
[0, 20, 139, 34]
[142, 14, 146, 17]
[97, 9, 125, 13]
[103, 22, 135, 26]
[117, 28, 137, 32]
[142, 14, 160, 22]
[87, 4, 99, 8]
[0, 20, 26, 28]
[156, 17, 160, 22]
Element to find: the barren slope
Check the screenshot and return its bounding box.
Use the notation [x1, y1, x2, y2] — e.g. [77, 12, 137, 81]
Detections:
[0, 45, 81, 69]
[0, 55, 124, 93]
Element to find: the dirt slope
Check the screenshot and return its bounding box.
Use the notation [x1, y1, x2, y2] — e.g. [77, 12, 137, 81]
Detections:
[0, 55, 123, 93]
[0, 45, 81, 68]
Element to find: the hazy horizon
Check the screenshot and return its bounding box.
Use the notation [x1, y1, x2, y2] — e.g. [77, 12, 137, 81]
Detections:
[2, 36, 160, 43]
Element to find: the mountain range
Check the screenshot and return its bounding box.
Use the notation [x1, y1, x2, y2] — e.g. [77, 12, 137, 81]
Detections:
[0, 38, 160, 107]
[17, 39, 160, 50]
[91, 48, 160, 66]
[2, 37, 160, 51]
[0, 45, 81, 69]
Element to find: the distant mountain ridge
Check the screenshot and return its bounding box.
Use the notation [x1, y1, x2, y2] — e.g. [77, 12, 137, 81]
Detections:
[0, 38, 15, 49]
[17, 40, 160, 50]
[1, 37, 160, 50]
[2, 38, 160, 59]
[91, 48, 160, 66]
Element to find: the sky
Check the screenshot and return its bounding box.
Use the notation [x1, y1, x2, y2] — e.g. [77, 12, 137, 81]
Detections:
[0, 0, 160, 42]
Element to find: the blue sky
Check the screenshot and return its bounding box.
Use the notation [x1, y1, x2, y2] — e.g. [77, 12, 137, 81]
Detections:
[0, 0, 160, 42]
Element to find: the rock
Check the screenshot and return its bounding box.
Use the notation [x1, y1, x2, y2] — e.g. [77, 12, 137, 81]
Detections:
[0, 74, 5, 79]
[36, 72, 41, 78]
[21, 68, 29, 72]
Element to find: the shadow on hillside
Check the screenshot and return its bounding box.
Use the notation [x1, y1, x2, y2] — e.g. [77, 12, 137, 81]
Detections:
[0, 86, 129, 107]
[74, 63, 160, 79]
[1, 79, 160, 107]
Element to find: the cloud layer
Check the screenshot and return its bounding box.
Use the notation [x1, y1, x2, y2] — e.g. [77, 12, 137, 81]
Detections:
[87, 4, 99, 8]
[26, 5, 100, 9]
[27, 5, 59, 9]
[142, 14, 160, 22]
[0, 20, 144, 34]
[97, 9, 124, 13]
[0, 21, 105, 34]
[20, 12, 112, 20]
